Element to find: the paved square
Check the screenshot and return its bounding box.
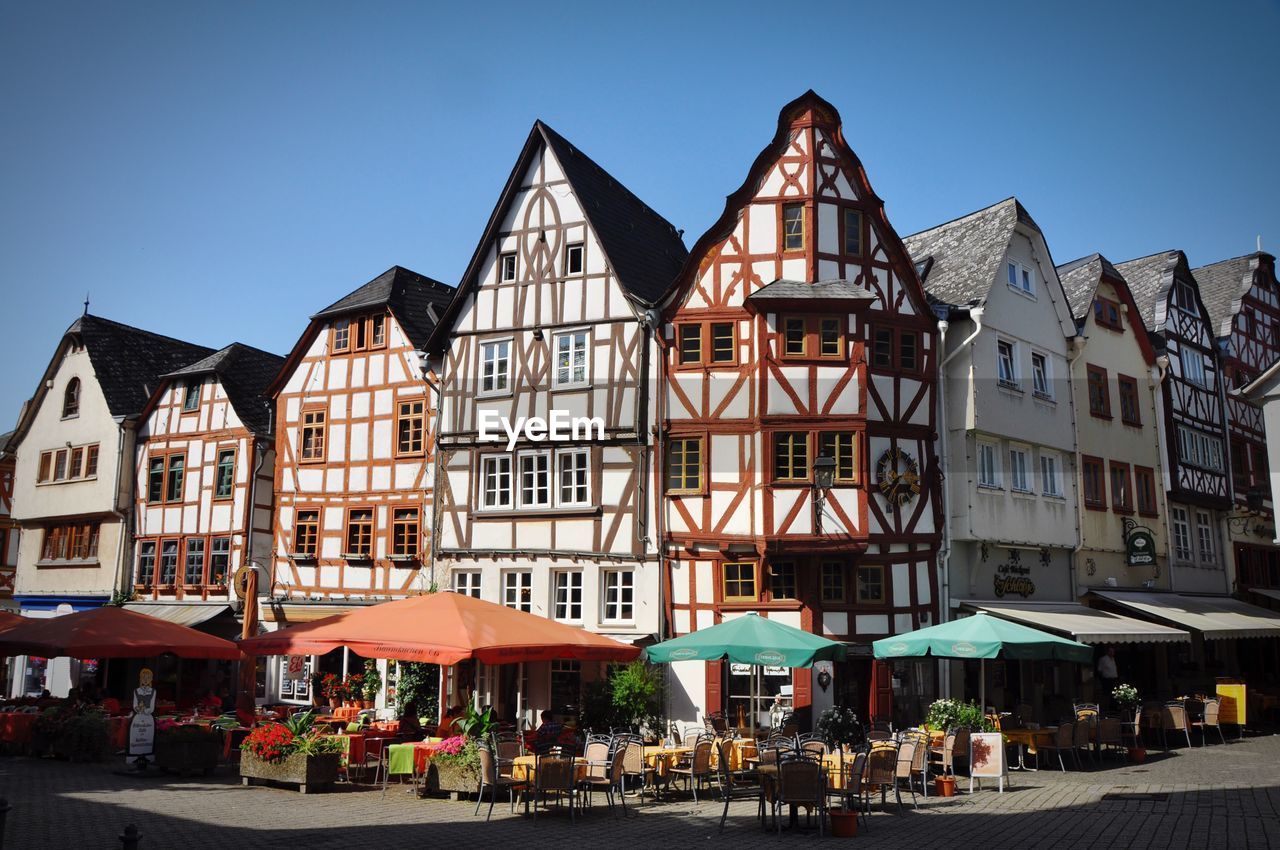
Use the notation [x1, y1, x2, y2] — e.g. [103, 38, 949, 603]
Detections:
[3, 734, 1279, 849]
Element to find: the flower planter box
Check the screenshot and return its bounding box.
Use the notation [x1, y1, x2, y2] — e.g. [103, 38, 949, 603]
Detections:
[240, 752, 340, 794]
[156, 737, 221, 776]
[425, 760, 481, 797]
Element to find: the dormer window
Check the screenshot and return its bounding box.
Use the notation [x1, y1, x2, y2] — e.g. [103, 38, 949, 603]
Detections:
[62, 378, 80, 418]
[1093, 297, 1122, 330]
[1174, 279, 1198, 315]
[182, 382, 200, 412]
[332, 319, 351, 352]
[782, 204, 804, 252]
[565, 243, 584, 275]
[331, 314, 388, 354]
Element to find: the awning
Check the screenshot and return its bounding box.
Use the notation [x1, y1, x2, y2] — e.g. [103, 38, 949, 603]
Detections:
[600, 633, 656, 646]
[123, 603, 232, 628]
[961, 600, 1189, 644]
[1091, 591, 1280, 640]
[1249, 588, 1280, 604]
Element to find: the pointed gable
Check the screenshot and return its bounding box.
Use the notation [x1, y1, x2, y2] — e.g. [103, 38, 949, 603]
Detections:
[903, 198, 1021, 307]
[1057, 253, 1157, 364]
[312, 265, 455, 350]
[161, 343, 285, 434]
[1192, 252, 1276, 340]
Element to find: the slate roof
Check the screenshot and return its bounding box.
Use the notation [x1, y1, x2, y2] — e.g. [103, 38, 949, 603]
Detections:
[902, 198, 1040, 307]
[70, 315, 215, 419]
[0, 430, 13, 457]
[1191, 253, 1259, 340]
[538, 122, 688, 305]
[1057, 253, 1125, 322]
[163, 343, 284, 434]
[313, 266, 455, 350]
[748, 278, 876, 302]
[1114, 251, 1180, 333]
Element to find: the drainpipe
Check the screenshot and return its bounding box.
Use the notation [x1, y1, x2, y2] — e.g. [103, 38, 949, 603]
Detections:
[1066, 337, 1086, 599]
[111, 420, 135, 603]
[936, 304, 984, 699]
[1151, 357, 1171, 589]
[243, 400, 274, 609]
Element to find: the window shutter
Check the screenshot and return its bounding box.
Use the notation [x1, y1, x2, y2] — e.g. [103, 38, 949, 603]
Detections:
[704, 660, 722, 719]
[793, 668, 812, 710]
[869, 660, 893, 723]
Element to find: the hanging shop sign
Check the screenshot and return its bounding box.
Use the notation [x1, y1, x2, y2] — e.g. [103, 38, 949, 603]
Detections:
[1125, 525, 1156, 567]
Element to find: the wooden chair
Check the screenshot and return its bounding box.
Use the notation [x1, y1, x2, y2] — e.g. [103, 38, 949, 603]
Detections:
[1072, 717, 1093, 768]
[825, 749, 870, 830]
[582, 738, 611, 781]
[475, 743, 526, 822]
[531, 755, 578, 825]
[668, 739, 715, 802]
[774, 756, 826, 837]
[1037, 723, 1074, 772]
[893, 735, 922, 809]
[1160, 702, 1192, 751]
[715, 738, 766, 833]
[864, 742, 899, 809]
[578, 745, 628, 818]
[1096, 717, 1124, 761]
[1188, 698, 1226, 746]
[619, 739, 654, 801]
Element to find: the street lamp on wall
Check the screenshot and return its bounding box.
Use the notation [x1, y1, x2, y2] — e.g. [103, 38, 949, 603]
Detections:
[813, 453, 837, 534]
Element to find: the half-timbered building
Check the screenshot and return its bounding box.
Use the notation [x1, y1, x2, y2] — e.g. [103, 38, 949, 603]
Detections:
[131, 343, 283, 632]
[7, 315, 213, 696]
[0, 432, 17, 608]
[1115, 252, 1232, 594]
[428, 121, 686, 727]
[267, 266, 454, 706]
[659, 92, 941, 728]
[1192, 252, 1280, 600]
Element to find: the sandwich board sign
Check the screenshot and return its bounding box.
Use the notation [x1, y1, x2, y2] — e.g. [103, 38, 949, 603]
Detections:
[968, 732, 1008, 793]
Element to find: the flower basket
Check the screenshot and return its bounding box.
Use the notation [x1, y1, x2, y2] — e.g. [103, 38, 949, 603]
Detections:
[828, 807, 859, 837]
[156, 736, 221, 776]
[426, 759, 481, 794]
[240, 751, 340, 794]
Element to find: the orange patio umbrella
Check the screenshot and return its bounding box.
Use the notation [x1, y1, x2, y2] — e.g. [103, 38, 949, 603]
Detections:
[0, 606, 241, 660]
[238, 592, 641, 665]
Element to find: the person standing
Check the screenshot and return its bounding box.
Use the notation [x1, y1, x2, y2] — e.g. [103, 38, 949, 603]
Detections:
[1097, 646, 1119, 711]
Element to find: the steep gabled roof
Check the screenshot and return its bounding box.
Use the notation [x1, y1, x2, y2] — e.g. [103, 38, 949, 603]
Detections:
[427, 122, 687, 351]
[313, 265, 455, 350]
[73, 314, 216, 419]
[1057, 253, 1124, 321]
[0, 430, 13, 457]
[1191, 252, 1271, 340]
[903, 198, 1041, 307]
[1114, 251, 1182, 333]
[160, 343, 285, 434]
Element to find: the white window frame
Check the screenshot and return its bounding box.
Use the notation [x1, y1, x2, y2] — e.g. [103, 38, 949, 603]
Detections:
[1007, 259, 1036, 297]
[1040, 451, 1063, 498]
[499, 252, 517, 282]
[1181, 348, 1207, 388]
[479, 454, 513, 510]
[1196, 511, 1217, 565]
[556, 449, 591, 507]
[553, 329, 590, 388]
[601, 569, 635, 623]
[1178, 425, 1224, 472]
[1009, 446, 1031, 493]
[1031, 351, 1052, 398]
[978, 440, 1002, 489]
[565, 243, 585, 275]
[503, 570, 533, 612]
[453, 570, 482, 598]
[997, 338, 1019, 388]
[1171, 506, 1193, 562]
[480, 338, 512, 396]
[552, 570, 583, 622]
[517, 450, 551, 509]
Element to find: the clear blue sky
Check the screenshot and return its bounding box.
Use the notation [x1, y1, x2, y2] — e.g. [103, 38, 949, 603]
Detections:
[2, 1, 1278, 428]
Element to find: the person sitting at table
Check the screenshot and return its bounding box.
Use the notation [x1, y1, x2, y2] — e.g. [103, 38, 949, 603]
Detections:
[398, 709, 422, 739]
[531, 710, 563, 754]
[435, 703, 465, 738]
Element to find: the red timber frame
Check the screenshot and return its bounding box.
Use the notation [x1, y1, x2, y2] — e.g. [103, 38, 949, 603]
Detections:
[659, 92, 941, 723]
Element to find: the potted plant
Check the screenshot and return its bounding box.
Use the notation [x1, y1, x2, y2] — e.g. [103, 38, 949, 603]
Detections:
[362, 660, 381, 708]
[310, 672, 326, 708]
[343, 673, 365, 708]
[320, 673, 345, 708]
[155, 721, 221, 775]
[240, 710, 344, 793]
[1113, 683, 1144, 762]
[816, 706, 865, 835]
[609, 660, 664, 739]
[424, 734, 482, 795]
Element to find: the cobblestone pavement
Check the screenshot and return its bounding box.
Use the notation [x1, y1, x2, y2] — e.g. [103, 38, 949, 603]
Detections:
[4, 734, 1280, 849]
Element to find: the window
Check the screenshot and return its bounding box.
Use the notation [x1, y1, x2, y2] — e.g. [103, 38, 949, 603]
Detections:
[820, 561, 846, 603]
[1177, 426, 1224, 472]
[602, 570, 634, 621]
[819, 318, 843, 358]
[480, 455, 513, 509]
[1094, 297, 1123, 330]
[1110, 462, 1133, 513]
[370, 315, 386, 348]
[1118, 375, 1141, 425]
[1082, 456, 1106, 508]
[480, 340, 511, 394]
[1135, 466, 1158, 516]
[214, 449, 235, 499]
[819, 432, 858, 483]
[769, 561, 797, 599]
[1040, 451, 1063, 497]
[565, 243, 584, 275]
[550, 659, 581, 712]
[69, 447, 84, 480]
[37, 452, 51, 483]
[843, 208, 861, 256]
[499, 252, 517, 282]
[1255, 446, 1271, 496]
[710, 323, 736, 364]
[553, 571, 583, 621]
[391, 508, 420, 557]
[183, 538, 206, 585]
[1232, 439, 1250, 491]
[856, 565, 885, 603]
[503, 571, 532, 612]
[997, 339, 1018, 387]
[978, 441, 1001, 488]
[1181, 349, 1207, 387]
[666, 437, 703, 493]
[159, 539, 179, 584]
[293, 510, 319, 556]
[773, 432, 809, 481]
[723, 562, 756, 601]
[519, 451, 551, 509]
[165, 454, 185, 502]
[1009, 447, 1031, 493]
[872, 328, 893, 369]
[397, 400, 425, 455]
[1087, 365, 1111, 417]
[899, 331, 919, 371]
[332, 318, 351, 352]
[871, 326, 922, 372]
[39, 443, 99, 484]
[53, 449, 67, 482]
[1007, 260, 1035, 296]
[183, 382, 200, 412]
[1031, 352, 1052, 398]
[1171, 507, 1193, 562]
[453, 571, 482, 598]
[209, 537, 230, 585]
[782, 203, 804, 251]
[782, 317, 806, 357]
[62, 378, 80, 418]
[345, 509, 374, 557]
[557, 449, 590, 506]
[1197, 511, 1217, 564]
[136, 541, 156, 588]
[1174, 279, 1198, 314]
[85, 445, 98, 477]
[300, 409, 326, 462]
[554, 330, 589, 387]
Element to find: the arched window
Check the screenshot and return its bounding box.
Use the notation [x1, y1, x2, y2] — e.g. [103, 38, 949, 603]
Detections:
[62, 378, 80, 418]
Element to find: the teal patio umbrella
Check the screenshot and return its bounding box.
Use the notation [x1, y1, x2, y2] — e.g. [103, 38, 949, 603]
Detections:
[872, 612, 1092, 712]
[646, 612, 846, 735]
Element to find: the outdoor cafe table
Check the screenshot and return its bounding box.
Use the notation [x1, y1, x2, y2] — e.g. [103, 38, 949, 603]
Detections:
[1004, 727, 1056, 770]
[510, 754, 589, 783]
[387, 739, 444, 777]
[643, 745, 691, 778]
[326, 730, 398, 770]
